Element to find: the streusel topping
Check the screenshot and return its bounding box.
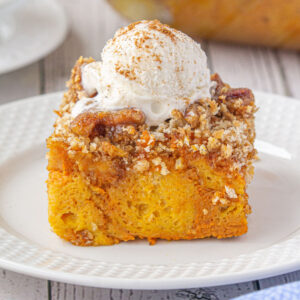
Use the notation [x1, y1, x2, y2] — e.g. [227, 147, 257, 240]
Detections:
[50, 58, 257, 182]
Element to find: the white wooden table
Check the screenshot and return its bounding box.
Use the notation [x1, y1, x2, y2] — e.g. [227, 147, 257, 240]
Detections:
[0, 0, 300, 299]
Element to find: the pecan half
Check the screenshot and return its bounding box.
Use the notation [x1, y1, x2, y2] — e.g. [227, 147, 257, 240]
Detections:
[70, 109, 145, 137]
[225, 88, 254, 106]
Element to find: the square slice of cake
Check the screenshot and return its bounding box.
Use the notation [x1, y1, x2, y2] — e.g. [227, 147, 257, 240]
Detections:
[47, 20, 256, 246]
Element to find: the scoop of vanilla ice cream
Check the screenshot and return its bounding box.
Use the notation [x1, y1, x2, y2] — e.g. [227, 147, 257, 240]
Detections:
[72, 20, 211, 125]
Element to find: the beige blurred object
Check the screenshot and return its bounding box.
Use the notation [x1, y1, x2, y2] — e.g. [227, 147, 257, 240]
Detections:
[108, 0, 300, 49]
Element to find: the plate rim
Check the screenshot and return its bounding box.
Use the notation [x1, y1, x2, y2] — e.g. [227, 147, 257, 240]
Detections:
[0, 91, 299, 289]
[0, 256, 299, 290]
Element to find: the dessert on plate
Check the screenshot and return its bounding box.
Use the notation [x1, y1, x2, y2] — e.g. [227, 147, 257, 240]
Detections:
[47, 20, 257, 246]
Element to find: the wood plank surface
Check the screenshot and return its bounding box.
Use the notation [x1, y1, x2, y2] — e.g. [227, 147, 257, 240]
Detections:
[276, 50, 300, 98]
[0, 0, 299, 299]
[0, 269, 48, 300]
[50, 281, 257, 300]
[259, 270, 300, 289]
[208, 42, 286, 95]
[0, 62, 41, 103]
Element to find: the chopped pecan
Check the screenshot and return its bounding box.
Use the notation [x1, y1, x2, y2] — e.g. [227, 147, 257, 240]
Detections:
[70, 109, 145, 137]
[225, 88, 254, 106]
[212, 73, 254, 106]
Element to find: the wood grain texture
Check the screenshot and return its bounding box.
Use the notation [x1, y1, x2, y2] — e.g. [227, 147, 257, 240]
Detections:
[50, 281, 257, 300]
[259, 270, 300, 289]
[208, 42, 286, 95]
[276, 50, 300, 98]
[0, 269, 48, 300]
[0, 62, 41, 104]
[0, 0, 300, 299]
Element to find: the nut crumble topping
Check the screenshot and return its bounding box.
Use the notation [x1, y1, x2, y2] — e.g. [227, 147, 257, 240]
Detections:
[49, 58, 257, 184]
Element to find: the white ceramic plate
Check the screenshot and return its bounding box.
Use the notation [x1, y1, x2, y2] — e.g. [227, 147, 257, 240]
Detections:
[0, 92, 299, 290]
[0, 0, 68, 75]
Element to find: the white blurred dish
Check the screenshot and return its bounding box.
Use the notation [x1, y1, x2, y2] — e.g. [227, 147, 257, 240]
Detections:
[0, 0, 25, 42]
[0, 0, 68, 75]
[0, 0, 23, 12]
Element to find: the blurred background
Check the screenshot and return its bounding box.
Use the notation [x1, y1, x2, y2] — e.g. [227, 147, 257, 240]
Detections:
[110, 0, 300, 50]
[0, 0, 299, 105]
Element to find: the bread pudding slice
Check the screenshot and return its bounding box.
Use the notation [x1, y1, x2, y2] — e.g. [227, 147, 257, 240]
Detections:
[47, 55, 256, 246]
